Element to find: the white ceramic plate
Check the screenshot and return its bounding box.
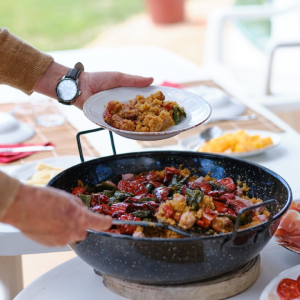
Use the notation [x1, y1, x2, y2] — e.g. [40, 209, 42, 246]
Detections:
[183, 85, 246, 122]
[83, 86, 212, 141]
[260, 265, 300, 300]
[179, 129, 281, 158]
[11, 156, 95, 184]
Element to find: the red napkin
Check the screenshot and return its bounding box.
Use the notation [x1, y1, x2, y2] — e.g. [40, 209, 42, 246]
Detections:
[0, 142, 54, 164]
[160, 81, 186, 88]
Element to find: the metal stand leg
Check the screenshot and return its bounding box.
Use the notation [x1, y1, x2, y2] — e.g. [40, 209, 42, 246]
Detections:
[0, 256, 23, 300]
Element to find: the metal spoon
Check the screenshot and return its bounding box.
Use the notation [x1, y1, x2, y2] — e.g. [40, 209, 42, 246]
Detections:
[192, 126, 223, 152]
[112, 219, 202, 237]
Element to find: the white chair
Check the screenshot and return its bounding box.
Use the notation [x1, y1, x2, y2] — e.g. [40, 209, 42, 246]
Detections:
[203, 0, 300, 111]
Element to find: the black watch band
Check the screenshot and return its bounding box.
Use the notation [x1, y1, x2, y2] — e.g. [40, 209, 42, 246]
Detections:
[65, 68, 82, 81]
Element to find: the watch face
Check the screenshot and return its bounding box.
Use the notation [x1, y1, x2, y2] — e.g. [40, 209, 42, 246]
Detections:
[56, 79, 78, 101]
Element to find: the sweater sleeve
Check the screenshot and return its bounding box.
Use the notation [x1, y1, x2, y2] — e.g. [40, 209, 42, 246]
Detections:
[0, 28, 54, 95]
[0, 171, 21, 221]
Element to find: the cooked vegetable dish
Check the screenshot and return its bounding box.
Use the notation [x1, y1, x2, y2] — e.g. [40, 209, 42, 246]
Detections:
[72, 167, 270, 238]
[104, 91, 186, 132]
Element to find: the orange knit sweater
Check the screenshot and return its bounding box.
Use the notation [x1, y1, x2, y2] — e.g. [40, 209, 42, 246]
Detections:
[0, 28, 53, 219]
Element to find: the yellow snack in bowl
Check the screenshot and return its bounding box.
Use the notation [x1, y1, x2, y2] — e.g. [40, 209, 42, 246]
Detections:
[198, 130, 273, 153]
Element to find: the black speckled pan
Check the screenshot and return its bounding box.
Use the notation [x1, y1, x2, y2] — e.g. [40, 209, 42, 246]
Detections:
[48, 151, 292, 285]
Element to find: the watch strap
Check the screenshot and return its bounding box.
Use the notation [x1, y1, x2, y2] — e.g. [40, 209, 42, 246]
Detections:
[65, 62, 84, 80]
[65, 68, 81, 80]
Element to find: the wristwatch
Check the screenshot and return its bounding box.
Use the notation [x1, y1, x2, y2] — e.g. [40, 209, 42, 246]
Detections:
[56, 62, 84, 105]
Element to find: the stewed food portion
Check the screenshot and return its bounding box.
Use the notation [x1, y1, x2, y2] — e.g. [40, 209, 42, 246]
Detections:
[71, 167, 270, 238]
[104, 91, 186, 132]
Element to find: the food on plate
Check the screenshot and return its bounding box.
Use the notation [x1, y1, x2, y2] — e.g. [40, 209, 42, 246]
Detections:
[273, 275, 300, 300]
[26, 162, 64, 186]
[198, 130, 273, 153]
[104, 91, 186, 132]
[275, 201, 300, 251]
[71, 167, 270, 238]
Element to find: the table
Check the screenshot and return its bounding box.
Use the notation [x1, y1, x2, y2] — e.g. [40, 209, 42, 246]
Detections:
[0, 45, 299, 299]
[13, 238, 300, 300]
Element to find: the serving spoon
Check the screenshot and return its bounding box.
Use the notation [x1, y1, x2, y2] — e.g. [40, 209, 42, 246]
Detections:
[192, 126, 223, 152]
[112, 219, 203, 237]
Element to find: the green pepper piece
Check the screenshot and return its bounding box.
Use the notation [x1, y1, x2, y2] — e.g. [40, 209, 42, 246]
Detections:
[114, 190, 134, 200]
[240, 211, 252, 225]
[94, 182, 118, 192]
[177, 106, 186, 118]
[107, 196, 121, 206]
[145, 183, 154, 192]
[172, 106, 181, 125]
[171, 175, 189, 193]
[185, 188, 204, 211]
[85, 187, 96, 193]
[102, 190, 115, 198]
[138, 197, 156, 203]
[79, 194, 92, 207]
[171, 175, 180, 186]
[131, 210, 153, 218]
[142, 218, 152, 222]
[218, 214, 237, 222]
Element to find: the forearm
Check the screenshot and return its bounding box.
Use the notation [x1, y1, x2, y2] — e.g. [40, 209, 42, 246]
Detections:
[33, 61, 69, 99]
[0, 171, 21, 221]
[0, 28, 53, 95]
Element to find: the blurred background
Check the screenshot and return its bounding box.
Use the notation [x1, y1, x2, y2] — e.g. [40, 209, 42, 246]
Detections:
[1, 0, 300, 289]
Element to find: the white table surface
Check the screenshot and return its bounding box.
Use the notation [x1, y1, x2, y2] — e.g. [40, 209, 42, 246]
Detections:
[0, 45, 300, 299]
[14, 239, 300, 300]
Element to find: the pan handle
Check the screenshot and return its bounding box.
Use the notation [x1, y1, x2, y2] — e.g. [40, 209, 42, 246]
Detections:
[221, 199, 278, 251]
[76, 128, 117, 162]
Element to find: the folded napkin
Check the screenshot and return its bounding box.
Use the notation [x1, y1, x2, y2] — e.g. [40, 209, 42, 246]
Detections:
[0, 142, 54, 164]
[160, 81, 185, 88]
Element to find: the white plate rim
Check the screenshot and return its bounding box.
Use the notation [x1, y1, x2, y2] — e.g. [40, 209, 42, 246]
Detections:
[179, 129, 281, 158]
[260, 264, 300, 300]
[11, 156, 95, 182]
[82, 86, 212, 137]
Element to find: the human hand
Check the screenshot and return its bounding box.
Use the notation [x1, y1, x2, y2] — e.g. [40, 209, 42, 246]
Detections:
[1, 184, 112, 246]
[73, 71, 154, 109]
[34, 62, 153, 110]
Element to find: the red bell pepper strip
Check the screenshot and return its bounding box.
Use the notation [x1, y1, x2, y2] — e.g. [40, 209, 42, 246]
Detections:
[146, 171, 163, 182]
[197, 208, 217, 229]
[164, 167, 180, 182]
[72, 187, 87, 196]
[102, 203, 113, 216]
[213, 200, 228, 213]
[154, 186, 170, 201]
[111, 203, 134, 214]
[220, 193, 236, 202]
[162, 104, 174, 111]
[217, 178, 237, 192]
[92, 193, 110, 204]
[118, 214, 141, 235]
